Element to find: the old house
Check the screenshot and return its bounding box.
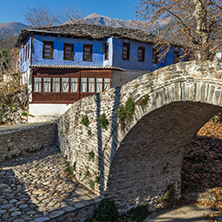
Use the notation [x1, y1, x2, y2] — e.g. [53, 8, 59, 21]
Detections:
[15, 23, 187, 122]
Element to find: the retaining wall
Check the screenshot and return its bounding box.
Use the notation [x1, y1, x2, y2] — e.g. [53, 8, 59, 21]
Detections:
[0, 122, 57, 161]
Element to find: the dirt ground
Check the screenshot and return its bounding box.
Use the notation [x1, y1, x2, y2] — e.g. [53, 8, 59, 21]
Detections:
[144, 204, 219, 222]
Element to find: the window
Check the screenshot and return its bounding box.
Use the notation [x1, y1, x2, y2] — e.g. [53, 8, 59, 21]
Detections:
[152, 48, 159, 64]
[81, 78, 87, 92]
[61, 78, 69, 92]
[52, 78, 60, 92]
[43, 41, 54, 59]
[174, 50, 180, 63]
[88, 78, 95, 92]
[96, 78, 103, 92]
[43, 77, 51, 92]
[122, 43, 130, 60]
[105, 43, 109, 60]
[64, 43, 74, 60]
[104, 78, 110, 91]
[83, 44, 93, 61]
[70, 78, 78, 92]
[138, 46, 145, 62]
[34, 77, 41, 92]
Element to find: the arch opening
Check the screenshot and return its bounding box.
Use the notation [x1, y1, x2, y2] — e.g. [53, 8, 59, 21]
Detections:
[181, 112, 222, 201]
[104, 101, 222, 213]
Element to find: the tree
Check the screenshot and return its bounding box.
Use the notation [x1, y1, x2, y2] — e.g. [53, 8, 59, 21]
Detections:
[24, 6, 60, 28]
[59, 6, 84, 24]
[0, 30, 17, 50]
[136, 0, 222, 61]
[24, 6, 84, 28]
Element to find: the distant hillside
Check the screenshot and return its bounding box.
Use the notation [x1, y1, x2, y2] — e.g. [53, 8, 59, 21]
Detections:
[0, 22, 29, 36]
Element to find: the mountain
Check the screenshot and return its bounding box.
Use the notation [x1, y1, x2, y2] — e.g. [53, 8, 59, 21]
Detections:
[0, 14, 171, 39]
[70, 13, 171, 34]
[0, 22, 29, 36]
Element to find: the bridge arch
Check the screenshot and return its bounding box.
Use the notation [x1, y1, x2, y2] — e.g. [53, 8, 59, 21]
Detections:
[57, 61, 222, 212]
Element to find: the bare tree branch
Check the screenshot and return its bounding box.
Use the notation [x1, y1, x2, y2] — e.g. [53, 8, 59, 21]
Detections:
[24, 6, 59, 28]
[59, 7, 84, 24]
[137, 0, 222, 61]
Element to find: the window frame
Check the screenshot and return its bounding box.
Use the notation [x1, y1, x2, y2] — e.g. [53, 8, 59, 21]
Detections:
[152, 47, 159, 64]
[61, 77, 70, 92]
[83, 44, 93, 61]
[105, 43, 109, 60]
[43, 41, 54, 59]
[33, 77, 42, 92]
[138, 46, 145, 62]
[63, 43, 74, 61]
[122, 42, 130, 61]
[70, 77, 78, 92]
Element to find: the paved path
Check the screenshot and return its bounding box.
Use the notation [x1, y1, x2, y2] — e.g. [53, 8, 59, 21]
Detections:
[144, 204, 218, 222]
[0, 146, 101, 222]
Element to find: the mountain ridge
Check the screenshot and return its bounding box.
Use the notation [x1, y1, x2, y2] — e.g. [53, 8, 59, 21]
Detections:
[0, 13, 171, 37]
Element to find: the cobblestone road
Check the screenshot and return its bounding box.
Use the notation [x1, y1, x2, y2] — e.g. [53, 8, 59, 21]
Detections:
[0, 146, 101, 222]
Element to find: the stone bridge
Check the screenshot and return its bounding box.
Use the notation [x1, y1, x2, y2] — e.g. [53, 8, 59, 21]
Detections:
[57, 61, 222, 213]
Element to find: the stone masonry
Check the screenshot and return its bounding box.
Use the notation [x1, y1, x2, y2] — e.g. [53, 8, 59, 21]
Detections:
[0, 122, 56, 161]
[57, 61, 222, 213]
[0, 145, 102, 222]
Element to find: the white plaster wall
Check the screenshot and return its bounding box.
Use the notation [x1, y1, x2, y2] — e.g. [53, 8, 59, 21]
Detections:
[22, 70, 30, 85]
[29, 103, 72, 123]
[112, 69, 149, 87]
[22, 70, 32, 102]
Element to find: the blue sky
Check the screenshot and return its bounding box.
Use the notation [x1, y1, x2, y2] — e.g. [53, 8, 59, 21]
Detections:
[0, 0, 140, 24]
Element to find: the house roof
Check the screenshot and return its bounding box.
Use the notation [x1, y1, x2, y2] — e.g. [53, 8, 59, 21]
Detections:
[15, 23, 158, 47]
[29, 65, 125, 71]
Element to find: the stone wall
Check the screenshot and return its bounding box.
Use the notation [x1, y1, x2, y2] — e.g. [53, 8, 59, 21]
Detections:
[0, 122, 57, 161]
[57, 61, 222, 213]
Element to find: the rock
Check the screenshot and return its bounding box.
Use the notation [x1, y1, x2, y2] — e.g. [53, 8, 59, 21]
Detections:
[19, 204, 28, 209]
[62, 205, 76, 212]
[49, 210, 65, 219]
[13, 219, 26, 222]
[11, 211, 22, 216]
[1, 203, 14, 209]
[0, 209, 7, 214]
[74, 202, 85, 209]
[75, 188, 90, 196]
[35, 217, 50, 222]
[32, 190, 43, 195]
[0, 183, 8, 191]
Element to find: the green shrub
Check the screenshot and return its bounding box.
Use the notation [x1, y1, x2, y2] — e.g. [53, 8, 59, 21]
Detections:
[87, 130, 92, 136]
[137, 94, 150, 106]
[89, 179, 95, 190]
[99, 113, 109, 130]
[117, 97, 135, 128]
[88, 150, 95, 161]
[121, 202, 149, 222]
[93, 200, 118, 221]
[159, 184, 178, 208]
[125, 97, 135, 120]
[117, 105, 127, 126]
[84, 170, 92, 179]
[21, 112, 28, 116]
[64, 162, 76, 174]
[95, 176, 100, 183]
[80, 116, 89, 127]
